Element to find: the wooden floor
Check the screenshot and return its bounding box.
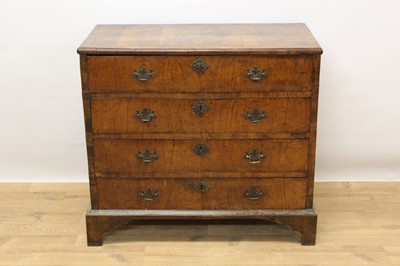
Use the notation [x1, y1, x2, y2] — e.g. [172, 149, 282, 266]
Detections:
[0, 182, 399, 265]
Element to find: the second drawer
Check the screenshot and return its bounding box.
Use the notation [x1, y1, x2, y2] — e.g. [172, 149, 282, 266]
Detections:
[93, 139, 309, 177]
[92, 97, 311, 134]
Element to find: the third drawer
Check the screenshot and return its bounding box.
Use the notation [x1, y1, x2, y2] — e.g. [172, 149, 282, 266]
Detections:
[94, 139, 309, 178]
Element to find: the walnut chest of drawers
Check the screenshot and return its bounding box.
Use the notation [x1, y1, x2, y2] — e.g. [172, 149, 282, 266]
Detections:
[78, 24, 323, 246]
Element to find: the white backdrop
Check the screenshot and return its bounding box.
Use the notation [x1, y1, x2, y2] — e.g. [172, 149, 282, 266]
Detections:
[1, 0, 399, 182]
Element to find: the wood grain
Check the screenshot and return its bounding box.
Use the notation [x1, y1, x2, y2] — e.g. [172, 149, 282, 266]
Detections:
[0, 182, 399, 265]
[86, 208, 317, 246]
[90, 91, 312, 99]
[306, 54, 321, 208]
[79, 23, 322, 246]
[77, 24, 322, 55]
[93, 139, 309, 176]
[95, 178, 307, 210]
[92, 132, 310, 141]
[86, 55, 313, 92]
[80, 54, 98, 209]
[91, 97, 311, 134]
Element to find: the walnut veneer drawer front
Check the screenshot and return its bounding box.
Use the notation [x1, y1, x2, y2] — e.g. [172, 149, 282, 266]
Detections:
[96, 178, 307, 210]
[87, 56, 313, 92]
[93, 139, 308, 177]
[79, 24, 322, 246]
[92, 97, 311, 134]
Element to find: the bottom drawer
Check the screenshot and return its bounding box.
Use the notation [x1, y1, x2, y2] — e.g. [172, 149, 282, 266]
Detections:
[96, 178, 307, 210]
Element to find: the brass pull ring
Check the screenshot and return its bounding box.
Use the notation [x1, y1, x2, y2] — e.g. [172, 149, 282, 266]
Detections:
[245, 187, 264, 200]
[245, 109, 267, 123]
[244, 149, 265, 164]
[135, 108, 157, 123]
[140, 188, 159, 200]
[137, 149, 159, 163]
[245, 67, 267, 81]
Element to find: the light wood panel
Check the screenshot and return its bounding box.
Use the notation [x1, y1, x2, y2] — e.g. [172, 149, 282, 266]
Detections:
[1, 182, 399, 265]
[78, 24, 322, 55]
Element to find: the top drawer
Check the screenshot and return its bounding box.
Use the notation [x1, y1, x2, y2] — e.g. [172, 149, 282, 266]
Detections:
[86, 56, 313, 92]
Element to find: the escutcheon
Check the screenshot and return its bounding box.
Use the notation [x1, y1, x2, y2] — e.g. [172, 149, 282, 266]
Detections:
[191, 58, 209, 73]
[132, 66, 155, 81]
[193, 181, 209, 193]
[192, 100, 209, 116]
[193, 144, 209, 156]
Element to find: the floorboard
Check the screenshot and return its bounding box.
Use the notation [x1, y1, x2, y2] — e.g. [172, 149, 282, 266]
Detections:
[0, 182, 399, 265]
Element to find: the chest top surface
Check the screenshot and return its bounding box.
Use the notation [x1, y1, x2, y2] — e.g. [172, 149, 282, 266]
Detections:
[77, 23, 322, 55]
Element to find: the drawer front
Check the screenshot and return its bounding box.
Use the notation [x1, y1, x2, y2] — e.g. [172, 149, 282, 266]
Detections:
[87, 56, 312, 92]
[93, 139, 308, 177]
[92, 97, 310, 134]
[96, 178, 307, 210]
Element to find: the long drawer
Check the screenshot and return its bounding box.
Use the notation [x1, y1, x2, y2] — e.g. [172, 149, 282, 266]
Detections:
[93, 139, 309, 177]
[86, 56, 313, 92]
[96, 178, 307, 210]
[91, 97, 310, 134]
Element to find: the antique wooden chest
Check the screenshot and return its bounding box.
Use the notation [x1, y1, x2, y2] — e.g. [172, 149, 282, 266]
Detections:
[78, 24, 322, 246]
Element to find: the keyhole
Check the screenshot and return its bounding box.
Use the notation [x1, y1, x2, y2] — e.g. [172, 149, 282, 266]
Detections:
[192, 101, 208, 116]
[193, 144, 209, 156]
[195, 181, 208, 193]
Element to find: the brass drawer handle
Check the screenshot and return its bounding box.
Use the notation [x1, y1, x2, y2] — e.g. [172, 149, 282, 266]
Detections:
[132, 66, 155, 81]
[140, 188, 159, 200]
[193, 181, 209, 193]
[137, 149, 158, 163]
[245, 109, 267, 123]
[135, 108, 157, 123]
[245, 67, 267, 81]
[193, 144, 209, 156]
[244, 149, 265, 164]
[245, 187, 264, 200]
[192, 100, 209, 116]
[191, 58, 209, 73]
